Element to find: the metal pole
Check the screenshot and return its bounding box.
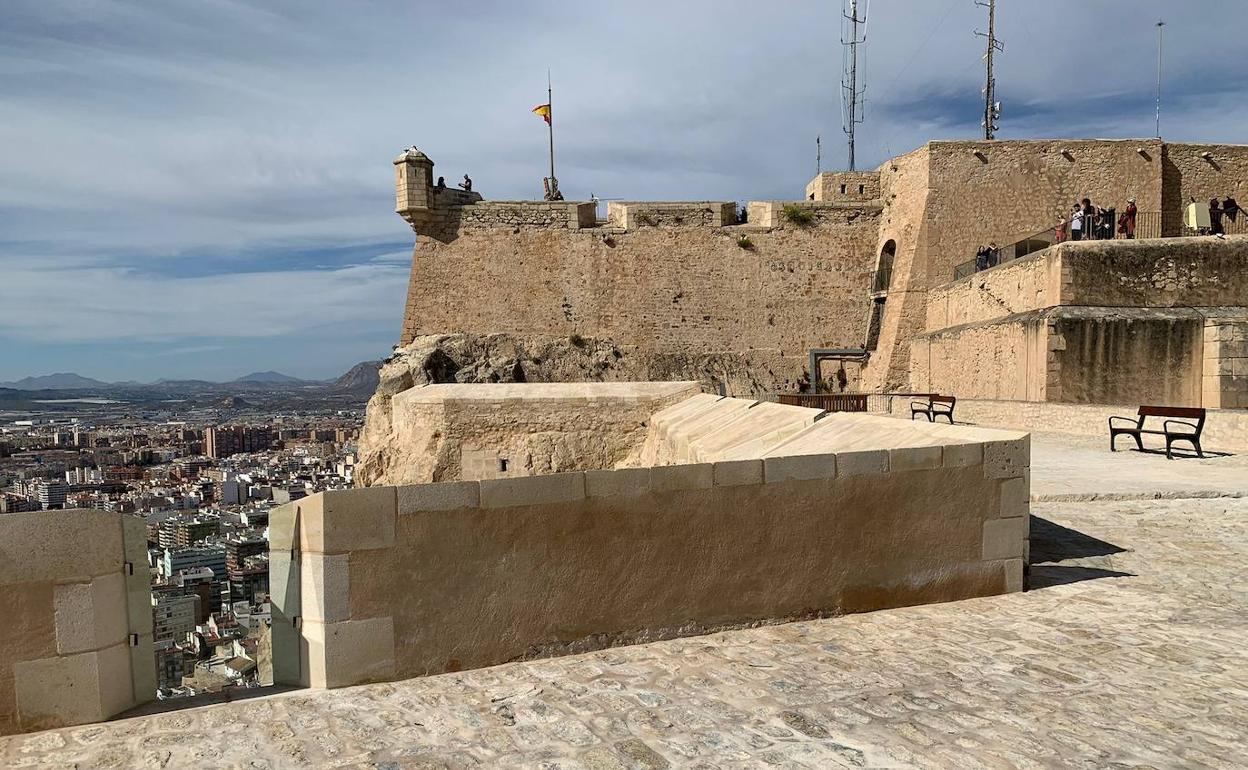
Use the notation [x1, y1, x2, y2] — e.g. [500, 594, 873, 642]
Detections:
[547, 70, 556, 187]
[984, 0, 995, 140]
[975, 0, 1003, 140]
[816, 135, 821, 175]
[841, 0, 866, 171]
[1155, 20, 1165, 138]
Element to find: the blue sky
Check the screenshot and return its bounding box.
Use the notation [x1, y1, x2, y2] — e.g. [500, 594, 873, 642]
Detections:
[2, 0, 1246, 382]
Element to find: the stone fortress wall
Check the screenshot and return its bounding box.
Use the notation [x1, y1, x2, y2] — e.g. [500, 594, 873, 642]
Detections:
[390, 140, 1248, 405]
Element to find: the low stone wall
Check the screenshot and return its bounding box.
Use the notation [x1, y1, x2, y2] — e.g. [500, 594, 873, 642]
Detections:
[272, 398, 1029, 690]
[746, 200, 883, 228]
[456, 200, 596, 230]
[606, 202, 737, 229]
[0, 510, 154, 735]
[806, 171, 882, 203]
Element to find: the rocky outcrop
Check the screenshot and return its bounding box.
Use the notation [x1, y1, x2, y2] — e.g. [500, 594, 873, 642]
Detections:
[356, 333, 802, 487]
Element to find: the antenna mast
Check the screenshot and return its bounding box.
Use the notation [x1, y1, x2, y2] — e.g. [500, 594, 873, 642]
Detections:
[975, 0, 1004, 140]
[1155, 20, 1165, 138]
[841, 0, 867, 170]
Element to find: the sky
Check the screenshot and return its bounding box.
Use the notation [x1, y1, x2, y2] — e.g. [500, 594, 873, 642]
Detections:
[2, 0, 1246, 383]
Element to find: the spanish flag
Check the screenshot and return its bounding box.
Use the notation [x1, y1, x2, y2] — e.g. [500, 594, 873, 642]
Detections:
[532, 103, 551, 124]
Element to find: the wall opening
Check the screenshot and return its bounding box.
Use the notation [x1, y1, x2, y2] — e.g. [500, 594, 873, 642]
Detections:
[866, 298, 886, 351]
[873, 240, 897, 294]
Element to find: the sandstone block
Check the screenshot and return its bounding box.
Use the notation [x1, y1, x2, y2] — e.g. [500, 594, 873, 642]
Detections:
[480, 472, 586, 509]
[299, 487, 397, 555]
[269, 502, 297, 552]
[129, 632, 157, 705]
[398, 481, 480, 514]
[1000, 558, 1025, 593]
[713, 459, 764, 487]
[303, 617, 396, 689]
[300, 553, 351, 624]
[836, 450, 889, 476]
[585, 468, 652, 498]
[983, 436, 1029, 479]
[999, 474, 1030, 519]
[888, 446, 943, 472]
[0, 510, 122, 585]
[13, 643, 132, 731]
[982, 517, 1029, 561]
[650, 463, 715, 492]
[54, 572, 129, 654]
[942, 442, 983, 468]
[763, 454, 836, 483]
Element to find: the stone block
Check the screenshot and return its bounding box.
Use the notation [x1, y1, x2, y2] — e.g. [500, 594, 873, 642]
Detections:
[54, 572, 129, 654]
[269, 502, 297, 552]
[303, 617, 396, 689]
[999, 474, 1030, 519]
[713, 459, 764, 487]
[300, 553, 351, 624]
[943, 442, 983, 468]
[1000, 558, 1025, 593]
[836, 450, 889, 476]
[888, 446, 943, 472]
[480, 472, 586, 509]
[13, 644, 132, 731]
[585, 468, 652, 498]
[1203, 357, 1234, 376]
[0, 510, 122, 585]
[763, 454, 836, 483]
[348, 548, 397, 620]
[650, 463, 715, 492]
[299, 487, 397, 555]
[129, 632, 157, 705]
[983, 517, 1029, 561]
[398, 481, 480, 514]
[983, 436, 1030, 479]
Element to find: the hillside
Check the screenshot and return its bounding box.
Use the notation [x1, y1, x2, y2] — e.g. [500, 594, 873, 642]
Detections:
[334, 361, 382, 395]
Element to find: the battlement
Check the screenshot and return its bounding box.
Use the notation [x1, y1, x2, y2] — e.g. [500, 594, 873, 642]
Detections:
[606, 201, 738, 229]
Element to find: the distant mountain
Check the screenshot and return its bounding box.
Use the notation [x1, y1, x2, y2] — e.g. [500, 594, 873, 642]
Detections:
[231, 371, 306, 384]
[0, 372, 111, 390]
[334, 361, 382, 395]
[218, 395, 255, 409]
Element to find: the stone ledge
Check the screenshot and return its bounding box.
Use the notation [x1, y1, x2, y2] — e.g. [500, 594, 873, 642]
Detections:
[479, 472, 586, 509]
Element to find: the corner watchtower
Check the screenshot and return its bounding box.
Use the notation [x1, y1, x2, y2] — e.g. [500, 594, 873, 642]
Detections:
[394, 147, 482, 243]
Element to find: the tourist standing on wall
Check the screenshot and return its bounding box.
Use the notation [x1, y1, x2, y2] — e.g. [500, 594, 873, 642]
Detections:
[1081, 199, 1096, 239]
[1070, 205, 1084, 241]
[1055, 213, 1069, 243]
[1120, 198, 1138, 239]
[1225, 197, 1241, 225]
[1210, 198, 1225, 235]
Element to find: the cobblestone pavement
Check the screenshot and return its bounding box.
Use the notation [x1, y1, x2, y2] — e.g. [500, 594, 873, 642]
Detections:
[4, 496, 1247, 768]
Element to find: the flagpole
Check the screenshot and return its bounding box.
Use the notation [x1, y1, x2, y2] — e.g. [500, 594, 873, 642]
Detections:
[547, 70, 556, 191]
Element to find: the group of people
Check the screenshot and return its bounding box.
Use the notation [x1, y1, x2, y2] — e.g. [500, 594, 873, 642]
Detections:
[1056, 197, 1134, 243]
[1193, 196, 1242, 235]
[974, 242, 1001, 271]
[434, 174, 474, 192]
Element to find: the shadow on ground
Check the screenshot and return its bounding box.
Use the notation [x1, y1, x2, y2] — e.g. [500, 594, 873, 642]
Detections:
[1027, 515, 1134, 590]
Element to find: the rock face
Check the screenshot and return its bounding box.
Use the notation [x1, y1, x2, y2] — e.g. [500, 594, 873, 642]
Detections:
[355, 333, 794, 487]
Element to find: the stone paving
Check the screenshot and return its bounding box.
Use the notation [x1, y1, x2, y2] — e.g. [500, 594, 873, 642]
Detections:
[3, 446, 1247, 768]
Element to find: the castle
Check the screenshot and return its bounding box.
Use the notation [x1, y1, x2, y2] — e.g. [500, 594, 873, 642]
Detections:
[390, 139, 1248, 409]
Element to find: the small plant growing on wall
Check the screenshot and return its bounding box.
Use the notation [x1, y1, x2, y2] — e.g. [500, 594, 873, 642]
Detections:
[736, 234, 754, 249]
[781, 204, 814, 226]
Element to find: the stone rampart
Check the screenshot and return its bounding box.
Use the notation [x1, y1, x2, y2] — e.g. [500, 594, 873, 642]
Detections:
[0, 510, 154, 735]
[806, 171, 882, 202]
[456, 200, 597, 230]
[272, 395, 1029, 689]
[606, 201, 738, 229]
[398, 216, 882, 387]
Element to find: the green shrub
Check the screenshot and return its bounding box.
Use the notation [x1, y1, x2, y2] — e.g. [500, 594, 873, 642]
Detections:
[736, 234, 754, 249]
[781, 204, 814, 226]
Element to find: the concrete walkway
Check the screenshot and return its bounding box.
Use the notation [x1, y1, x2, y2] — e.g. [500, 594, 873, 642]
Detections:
[1031, 430, 1248, 500]
[3, 433, 1247, 769]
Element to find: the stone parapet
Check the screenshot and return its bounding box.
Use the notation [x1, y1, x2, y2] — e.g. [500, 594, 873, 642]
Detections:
[606, 201, 738, 229]
[457, 200, 597, 230]
[746, 200, 883, 228]
[805, 171, 882, 202]
[0, 510, 154, 735]
[274, 393, 1029, 690]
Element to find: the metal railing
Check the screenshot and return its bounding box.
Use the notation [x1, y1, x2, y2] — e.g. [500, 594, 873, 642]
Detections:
[770, 392, 933, 415]
[953, 211, 1169, 281]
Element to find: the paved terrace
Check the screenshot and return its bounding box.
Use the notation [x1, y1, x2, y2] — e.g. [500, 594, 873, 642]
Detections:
[3, 433, 1247, 769]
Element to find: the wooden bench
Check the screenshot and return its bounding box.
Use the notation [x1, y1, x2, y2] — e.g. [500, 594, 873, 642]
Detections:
[1109, 405, 1206, 459]
[910, 395, 956, 424]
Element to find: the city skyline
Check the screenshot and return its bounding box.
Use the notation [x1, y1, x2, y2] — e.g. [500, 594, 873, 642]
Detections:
[3, 0, 1247, 382]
